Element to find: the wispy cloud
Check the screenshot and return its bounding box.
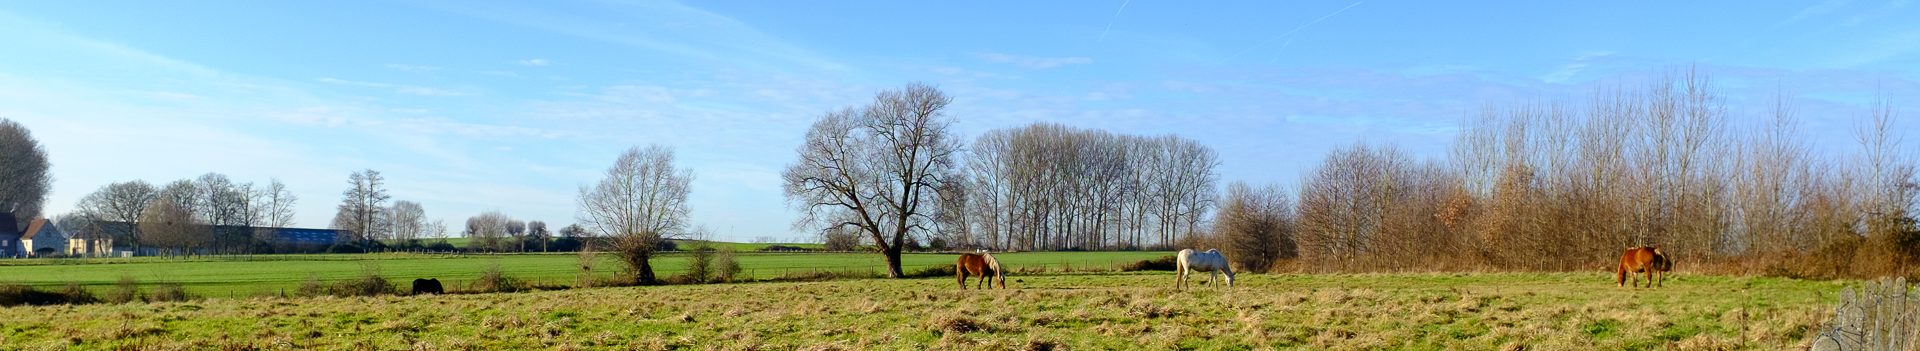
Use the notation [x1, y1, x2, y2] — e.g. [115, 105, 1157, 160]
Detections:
[976, 52, 1093, 69]
[317, 77, 470, 96]
[517, 58, 551, 66]
[1233, 2, 1365, 61]
[1540, 51, 1616, 83]
[383, 63, 441, 71]
[1097, 0, 1132, 42]
[1774, 0, 1854, 29]
[433, 1, 843, 73]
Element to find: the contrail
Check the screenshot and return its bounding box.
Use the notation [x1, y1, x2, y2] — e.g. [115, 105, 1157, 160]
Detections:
[1268, 39, 1294, 64]
[1097, 0, 1131, 42]
[1233, 1, 1364, 59]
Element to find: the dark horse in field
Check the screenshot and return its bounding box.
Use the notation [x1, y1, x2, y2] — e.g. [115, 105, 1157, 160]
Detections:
[412, 278, 445, 295]
[1616, 246, 1673, 288]
[956, 251, 1005, 289]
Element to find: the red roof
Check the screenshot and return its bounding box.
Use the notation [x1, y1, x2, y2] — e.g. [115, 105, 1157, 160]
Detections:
[20, 218, 50, 240]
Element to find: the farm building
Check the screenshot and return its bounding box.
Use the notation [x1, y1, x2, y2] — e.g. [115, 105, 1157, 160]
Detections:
[1, 213, 59, 258]
[55, 220, 347, 256]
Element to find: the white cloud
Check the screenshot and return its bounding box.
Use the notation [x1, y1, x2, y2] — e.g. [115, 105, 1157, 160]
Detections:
[433, 1, 844, 72]
[517, 58, 551, 66]
[317, 77, 470, 96]
[383, 63, 441, 71]
[976, 52, 1093, 69]
[1540, 51, 1616, 83]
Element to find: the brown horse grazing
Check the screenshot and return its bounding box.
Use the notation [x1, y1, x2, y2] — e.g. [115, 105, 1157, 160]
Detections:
[1616, 246, 1673, 288]
[956, 252, 1005, 289]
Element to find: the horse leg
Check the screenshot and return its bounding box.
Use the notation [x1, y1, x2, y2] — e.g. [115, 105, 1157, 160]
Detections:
[1167, 268, 1182, 291]
[957, 269, 968, 290]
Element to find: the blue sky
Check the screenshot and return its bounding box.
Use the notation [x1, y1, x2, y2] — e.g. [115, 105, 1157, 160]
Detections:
[3, 1, 1917, 242]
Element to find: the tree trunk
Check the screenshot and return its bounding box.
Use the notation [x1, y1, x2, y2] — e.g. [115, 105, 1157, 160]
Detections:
[632, 252, 659, 285]
[883, 246, 905, 278]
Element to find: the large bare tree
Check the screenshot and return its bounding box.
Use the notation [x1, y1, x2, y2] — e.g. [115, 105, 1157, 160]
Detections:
[335, 169, 391, 248]
[390, 200, 428, 242]
[783, 82, 959, 278]
[578, 145, 693, 285]
[0, 118, 51, 229]
[1217, 181, 1296, 272]
[139, 198, 208, 256]
[465, 211, 512, 252]
[260, 178, 298, 228]
[75, 181, 159, 250]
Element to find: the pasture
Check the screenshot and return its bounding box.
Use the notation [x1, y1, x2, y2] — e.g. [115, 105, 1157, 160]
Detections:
[0, 251, 1167, 297]
[0, 272, 1839, 350]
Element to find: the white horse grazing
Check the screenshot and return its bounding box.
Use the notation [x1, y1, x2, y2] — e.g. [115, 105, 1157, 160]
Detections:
[1176, 248, 1236, 289]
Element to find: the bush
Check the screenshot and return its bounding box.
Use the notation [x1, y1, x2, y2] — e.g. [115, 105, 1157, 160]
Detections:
[426, 240, 458, 252]
[471, 264, 526, 293]
[331, 270, 397, 297]
[3, 282, 103, 306]
[60, 282, 98, 304]
[758, 245, 813, 252]
[107, 276, 141, 303]
[685, 245, 714, 283]
[549, 237, 584, 252]
[148, 283, 191, 302]
[907, 264, 957, 278]
[0, 284, 57, 306]
[297, 274, 328, 297]
[714, 249, 743, 283]
[327, 243, 366, 254]
[1121, 256, 1179, 272]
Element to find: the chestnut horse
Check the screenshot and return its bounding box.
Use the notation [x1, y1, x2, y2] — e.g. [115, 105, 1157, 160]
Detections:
[1616, 246, 1673, 288]
[956, 251, 1005, 289]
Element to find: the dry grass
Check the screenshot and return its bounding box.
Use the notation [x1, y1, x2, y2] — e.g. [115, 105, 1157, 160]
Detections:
[0, 272, 1841, 350]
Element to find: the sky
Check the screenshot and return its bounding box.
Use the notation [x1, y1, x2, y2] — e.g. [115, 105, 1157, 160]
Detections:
[2, 1, 1917, 242]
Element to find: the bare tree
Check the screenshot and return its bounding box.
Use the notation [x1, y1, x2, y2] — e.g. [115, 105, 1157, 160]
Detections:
[139, 198, 207, 256]
[0, 118, 51, 229]
[783, 83, 959, 278]
[260, 178, 298, 228]
[466, 211, 511, 252]
[578, 145, 693, 285]
[390, 200, 428, 242]
[425, 219, 449, 239]
[336, 169, 391, 248]
[75, 181, 158, 250]
[1217, 181, 1296, 272]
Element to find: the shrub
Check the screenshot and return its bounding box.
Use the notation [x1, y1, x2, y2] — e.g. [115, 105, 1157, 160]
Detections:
[685, 244, 714, 284]
[297, 274, 328, 297]
[1121, 256, 1179, 272]
[59, 282, 98, 304]
[0, 284, 53, 306]
[148, 283, 192, 302]
[425, 240, 458, 252]
[906, 264, 957, 278]
[107, 276, 141, 303]
[714, 248, 743, 282]
[472, 264, 526, 293]
[758, 245, 813, 252]
[331, 270, 397, 297]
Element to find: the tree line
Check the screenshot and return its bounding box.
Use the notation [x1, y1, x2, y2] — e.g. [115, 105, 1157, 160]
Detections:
[1209, 70, 1919, 278]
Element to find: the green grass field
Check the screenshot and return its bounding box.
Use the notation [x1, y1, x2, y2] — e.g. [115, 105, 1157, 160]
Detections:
[382, 238, 827, 252]
[0, 272, 1842, 349]
[0, 251, 1168, 297]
